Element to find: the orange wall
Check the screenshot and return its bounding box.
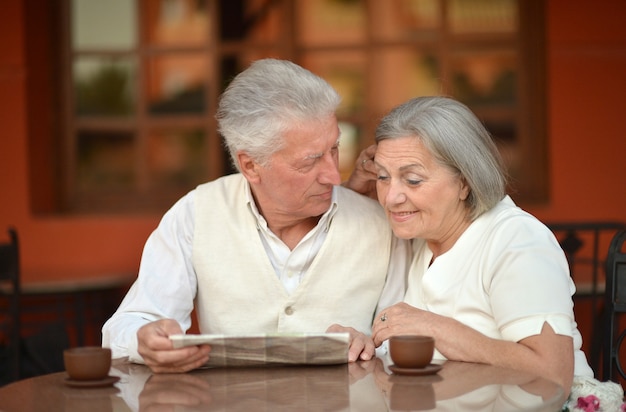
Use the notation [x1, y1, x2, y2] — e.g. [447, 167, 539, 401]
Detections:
[0, 1, 158, 282]
[529, 0, 626, 222]
[1, 0, 625, 283]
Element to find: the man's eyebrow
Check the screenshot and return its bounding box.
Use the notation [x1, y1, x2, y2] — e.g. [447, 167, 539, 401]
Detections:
[305, 138, 341, 160]
[306, 153, 323, 160]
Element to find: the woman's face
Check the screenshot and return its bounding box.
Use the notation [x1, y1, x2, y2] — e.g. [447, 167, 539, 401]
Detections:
[375, 136, 471, 249]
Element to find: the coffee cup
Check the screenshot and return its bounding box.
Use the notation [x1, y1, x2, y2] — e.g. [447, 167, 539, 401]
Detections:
[64, 346, 112, 381]
[389, 335, 434, 369]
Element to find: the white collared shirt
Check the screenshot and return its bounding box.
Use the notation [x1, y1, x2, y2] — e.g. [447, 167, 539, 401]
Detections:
[102, 183, 409, 360]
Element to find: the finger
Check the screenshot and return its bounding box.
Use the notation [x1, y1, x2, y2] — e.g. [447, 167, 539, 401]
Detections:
[362, 159, 376, 174]
[348, 342, 364, 362]
[372, 326, 392, 347]
[139, 320, 183, 351]
[146, 345, 210, 371]
[358, 337, 376, 361]
[363, 145, 376, 158]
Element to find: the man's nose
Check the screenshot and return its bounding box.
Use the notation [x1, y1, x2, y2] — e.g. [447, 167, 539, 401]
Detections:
[318, 153, 341, 185]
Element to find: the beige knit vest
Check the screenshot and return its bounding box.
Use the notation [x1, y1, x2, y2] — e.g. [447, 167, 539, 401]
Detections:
[192, 174, 392, 335]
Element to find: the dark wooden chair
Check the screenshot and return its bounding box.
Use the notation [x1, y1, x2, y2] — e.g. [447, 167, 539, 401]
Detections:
[546, 221, 626, 375]
[0, 227, 21, 385]
[603, 229, 626, 382]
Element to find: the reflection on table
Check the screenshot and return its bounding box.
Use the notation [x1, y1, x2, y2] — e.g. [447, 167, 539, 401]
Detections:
[0, 354, 566, 411]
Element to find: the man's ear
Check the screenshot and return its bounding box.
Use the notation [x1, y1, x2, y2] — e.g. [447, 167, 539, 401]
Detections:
[238, 151, 261, 183]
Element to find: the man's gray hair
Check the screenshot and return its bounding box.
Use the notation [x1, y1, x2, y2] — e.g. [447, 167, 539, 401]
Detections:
[217, 59, 341, 171]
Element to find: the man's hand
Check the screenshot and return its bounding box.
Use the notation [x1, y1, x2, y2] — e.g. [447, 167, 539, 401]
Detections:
[326, 324, 375, 362]
[137, 319, 210, 373]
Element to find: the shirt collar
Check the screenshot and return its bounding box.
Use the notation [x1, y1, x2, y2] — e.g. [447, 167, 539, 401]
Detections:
[245, 181, 338, 233]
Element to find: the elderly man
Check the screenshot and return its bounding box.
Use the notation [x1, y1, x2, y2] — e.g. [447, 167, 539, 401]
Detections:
[102, 59, 403, 373]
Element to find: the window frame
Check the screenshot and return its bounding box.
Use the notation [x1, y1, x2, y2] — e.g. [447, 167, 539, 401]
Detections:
[27, 0, 547, 215]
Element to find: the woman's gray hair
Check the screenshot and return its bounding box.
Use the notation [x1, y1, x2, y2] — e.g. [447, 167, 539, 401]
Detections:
[216, 59, 341, 171]
[375, 96, 507, 220]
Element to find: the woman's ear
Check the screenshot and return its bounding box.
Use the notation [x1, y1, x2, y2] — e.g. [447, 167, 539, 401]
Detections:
[238, 151, 261, 183]
[459, 176, 470, 201]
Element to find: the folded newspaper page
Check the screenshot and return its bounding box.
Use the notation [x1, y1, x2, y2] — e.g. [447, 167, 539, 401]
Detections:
[170, 332, 350, 367]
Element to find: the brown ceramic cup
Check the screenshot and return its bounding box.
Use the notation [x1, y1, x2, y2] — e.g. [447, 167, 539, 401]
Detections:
[389, 335, 434, 368]
[63, 346, 112, 381]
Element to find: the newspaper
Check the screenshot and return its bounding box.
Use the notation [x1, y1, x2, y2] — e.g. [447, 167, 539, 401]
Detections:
[170, 332, 349, 367]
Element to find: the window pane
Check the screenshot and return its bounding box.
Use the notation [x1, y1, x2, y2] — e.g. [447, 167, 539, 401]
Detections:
[144, 0, 209, 47]
[371, 0, 440, 41]
[450, 50, 517, 107]
[74, 57, 136, 117]
[72, 0, 136, 50]
[489, 121, 521, 190]
[147, 129, 206, 188]
[77, 131, 135, 192]
[373, 48, 441, 113]
[301, 52, 367, 117]
[449, 0, 517, 34]
[147, 53, 209, 115]
[338, 121, 360, 181]
[296, 0, 366, 46]
[220, 0, 283, 42]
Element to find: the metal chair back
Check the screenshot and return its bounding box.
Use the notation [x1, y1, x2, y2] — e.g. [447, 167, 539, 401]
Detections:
[546, 221, 626, 374]
[603, 229, 626, 382]
[0, 227, 21, 384]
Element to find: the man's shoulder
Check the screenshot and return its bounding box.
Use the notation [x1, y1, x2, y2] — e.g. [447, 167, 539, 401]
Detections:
[195, 173, 245, 197]
[196, 173, 243, 189]
[335, 185, 385, 215]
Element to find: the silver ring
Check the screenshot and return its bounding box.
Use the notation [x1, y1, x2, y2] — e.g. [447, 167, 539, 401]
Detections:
[380, 313, 387, 322]
[361, 158, 369, 166]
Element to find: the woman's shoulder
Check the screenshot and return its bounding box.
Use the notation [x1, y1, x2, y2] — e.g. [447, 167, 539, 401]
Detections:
[464, 195, 557, 251]
[482, 195, 550, 233]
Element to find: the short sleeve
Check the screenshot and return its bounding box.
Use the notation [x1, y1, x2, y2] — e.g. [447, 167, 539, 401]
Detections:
[487, 215, 577, 341]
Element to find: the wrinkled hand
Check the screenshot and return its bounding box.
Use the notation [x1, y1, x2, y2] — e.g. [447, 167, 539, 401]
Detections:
[139, 373, 213, 411]
[326, 324, 375, 362]
[342, 144, 378, 200]
[137, 319, 211, 373]
[372, 303, 430, 347]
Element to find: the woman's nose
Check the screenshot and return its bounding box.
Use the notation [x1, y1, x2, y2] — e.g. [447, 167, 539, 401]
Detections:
[384, 181, 407, 205]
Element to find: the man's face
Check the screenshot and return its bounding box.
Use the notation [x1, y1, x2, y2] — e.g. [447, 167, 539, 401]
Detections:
[252, 114, 342, 222]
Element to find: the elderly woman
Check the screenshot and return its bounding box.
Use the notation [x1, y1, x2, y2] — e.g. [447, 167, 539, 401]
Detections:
[347, 96, 594, 394]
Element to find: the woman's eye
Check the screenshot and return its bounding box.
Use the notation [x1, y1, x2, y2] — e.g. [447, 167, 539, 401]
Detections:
[377, 175, 389, 182]
[406, 178, 422, 185]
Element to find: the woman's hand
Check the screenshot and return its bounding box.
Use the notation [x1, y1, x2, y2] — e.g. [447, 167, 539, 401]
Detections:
[372, 302, 431, 347]
[372, 303, 574, 394]
[342, 144, 378, 200]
